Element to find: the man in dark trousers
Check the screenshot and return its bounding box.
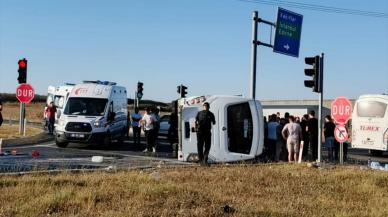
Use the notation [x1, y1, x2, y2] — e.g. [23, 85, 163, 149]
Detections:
[195, 102, 215, 166]
[307, 110, 318, 161]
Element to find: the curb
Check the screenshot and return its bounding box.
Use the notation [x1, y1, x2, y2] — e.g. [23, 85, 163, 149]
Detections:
[1, 123, 54, 147]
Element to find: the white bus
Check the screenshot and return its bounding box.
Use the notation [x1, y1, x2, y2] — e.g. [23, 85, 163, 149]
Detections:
[351, 94, 388, 156]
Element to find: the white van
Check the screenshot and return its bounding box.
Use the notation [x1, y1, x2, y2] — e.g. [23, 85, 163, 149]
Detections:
[351, 94, 388, 155]
[177, 95, 264, 163]
[47, 83, 75, 119]
[55, 81, 128, 147]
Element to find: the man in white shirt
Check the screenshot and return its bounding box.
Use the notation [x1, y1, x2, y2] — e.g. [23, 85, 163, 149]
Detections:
[131, 107, 142, 145]
[141, 107, 157, 153]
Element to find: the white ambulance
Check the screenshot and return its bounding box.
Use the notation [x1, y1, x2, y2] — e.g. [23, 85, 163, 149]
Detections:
[351, 94, 388, 156]
[177, 95, 264, 163]
[55, 81, 128, 147]
[47, 83, 75, 119]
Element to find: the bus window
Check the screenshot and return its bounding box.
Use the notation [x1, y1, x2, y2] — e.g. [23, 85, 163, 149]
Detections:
[357, 101, 387, 118]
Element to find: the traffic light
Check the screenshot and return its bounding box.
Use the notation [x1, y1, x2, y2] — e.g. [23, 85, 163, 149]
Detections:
[18, 58, 27, 84]
[137, 82, 143, 100]
[181, 85, 187, 98]
[304, 55, 321, 93]
[177, 84, 188, 98]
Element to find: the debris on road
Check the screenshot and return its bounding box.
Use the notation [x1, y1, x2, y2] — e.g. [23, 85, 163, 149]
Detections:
[91, 156, 104, 163]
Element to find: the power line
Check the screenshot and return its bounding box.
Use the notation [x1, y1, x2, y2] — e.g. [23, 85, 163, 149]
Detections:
[237, 0, 388, 19]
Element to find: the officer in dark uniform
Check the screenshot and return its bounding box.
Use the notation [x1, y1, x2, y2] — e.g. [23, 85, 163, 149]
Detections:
[195, 102, 215, 165]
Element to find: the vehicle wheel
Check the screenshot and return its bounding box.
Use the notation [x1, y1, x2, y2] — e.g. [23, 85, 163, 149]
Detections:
[369, 150, 383, 156]
[55, 139, 68, 148]
[103, 133, 112, 146]
[117, 130, 125, 144]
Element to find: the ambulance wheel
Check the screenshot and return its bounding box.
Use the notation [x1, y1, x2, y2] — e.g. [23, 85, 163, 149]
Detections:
[103, 133, 112, 146]
[56, 140, 68, 148]
[369, 150, 383, 157]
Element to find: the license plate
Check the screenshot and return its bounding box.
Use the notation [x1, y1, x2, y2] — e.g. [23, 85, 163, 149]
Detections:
[71, 134, 84, 138]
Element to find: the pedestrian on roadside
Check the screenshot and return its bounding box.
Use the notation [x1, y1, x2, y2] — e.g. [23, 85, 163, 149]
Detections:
[195, 102, 215, 166]
[300, 114, 310, 160]
[282, 115, 303, 163]
[153, 107, 161, 150]
[267, 114, 279, 161]
[284, 112, 290, 122]
[126, 111, 131, 139]
[0, 98, 3, 127]
[276, 118, 287, 161]
[141, 107, 156, 152]
[323, 115, 336, 162]
[168, 112, 178, 147]
[45, 101, 57, 135]
[263, 116, 269, 158]
[307, 110, 318, 161]
[141, 107, 157, 153]
[131, 107, 142, 145]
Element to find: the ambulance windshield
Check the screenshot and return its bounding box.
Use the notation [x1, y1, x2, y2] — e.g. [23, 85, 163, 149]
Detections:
[64, 97, 108, 116]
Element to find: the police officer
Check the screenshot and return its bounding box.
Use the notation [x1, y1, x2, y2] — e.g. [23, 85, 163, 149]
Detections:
[195, 102, 215, 166]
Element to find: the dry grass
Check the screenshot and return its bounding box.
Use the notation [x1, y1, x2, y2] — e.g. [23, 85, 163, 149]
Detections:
[1, 102, 44, 123]
[0, 124, 42, 139]
[0, 164, 387, 217]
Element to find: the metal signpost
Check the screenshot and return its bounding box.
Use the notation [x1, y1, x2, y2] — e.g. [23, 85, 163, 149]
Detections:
[331, 97, 352, 164]
[16, 83, 35, 135]
[273, 8, 303, 58]
[250, 8, 302, 99]
[334, 125, 349, 164]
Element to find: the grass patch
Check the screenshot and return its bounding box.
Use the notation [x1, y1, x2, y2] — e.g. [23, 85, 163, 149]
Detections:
[1, 102, 44, 123]
[0, 164, 387, 217]
[0, 124, 42, 139]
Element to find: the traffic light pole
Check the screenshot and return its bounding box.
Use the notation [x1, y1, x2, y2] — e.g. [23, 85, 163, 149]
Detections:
[250, 11, 258, 99]
[19, 102, 25, 135]
[317, 53, 324, 163]
[250, 11, 276, 99]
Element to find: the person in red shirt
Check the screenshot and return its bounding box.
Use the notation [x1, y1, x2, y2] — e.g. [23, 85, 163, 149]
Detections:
[45, 101, 57, 134]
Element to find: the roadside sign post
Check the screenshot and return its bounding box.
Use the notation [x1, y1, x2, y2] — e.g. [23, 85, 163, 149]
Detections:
[335, 125, 349, 164]
[16, 83, 35, 135]
[332, 97, 352, 165]
[249, 8, 303, 99]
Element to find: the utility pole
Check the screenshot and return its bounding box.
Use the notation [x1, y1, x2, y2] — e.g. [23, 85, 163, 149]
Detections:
[317, 53, 324, 163]
[250, 11, 258, 99]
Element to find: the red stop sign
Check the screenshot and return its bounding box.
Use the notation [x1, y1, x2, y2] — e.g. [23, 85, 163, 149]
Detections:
[16, 83, 35, 103]
[331, 96, 352, 124]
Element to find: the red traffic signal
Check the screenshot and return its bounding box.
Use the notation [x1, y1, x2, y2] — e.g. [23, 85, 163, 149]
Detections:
[18, 59, 27, 68]
[17, 58, 28, 84]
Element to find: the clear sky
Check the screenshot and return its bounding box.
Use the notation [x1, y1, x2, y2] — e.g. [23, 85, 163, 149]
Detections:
[1, 0, 387, 102]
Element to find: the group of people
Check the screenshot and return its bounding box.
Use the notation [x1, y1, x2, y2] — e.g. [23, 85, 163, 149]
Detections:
[264, 111, 318, 163]
[129, 107, 161, 153]
[264, 111, 347, 163]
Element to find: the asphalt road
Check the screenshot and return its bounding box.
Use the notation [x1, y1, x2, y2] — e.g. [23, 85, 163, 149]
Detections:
[1, 135, 388, 173]
[0, 136, 191, 173]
